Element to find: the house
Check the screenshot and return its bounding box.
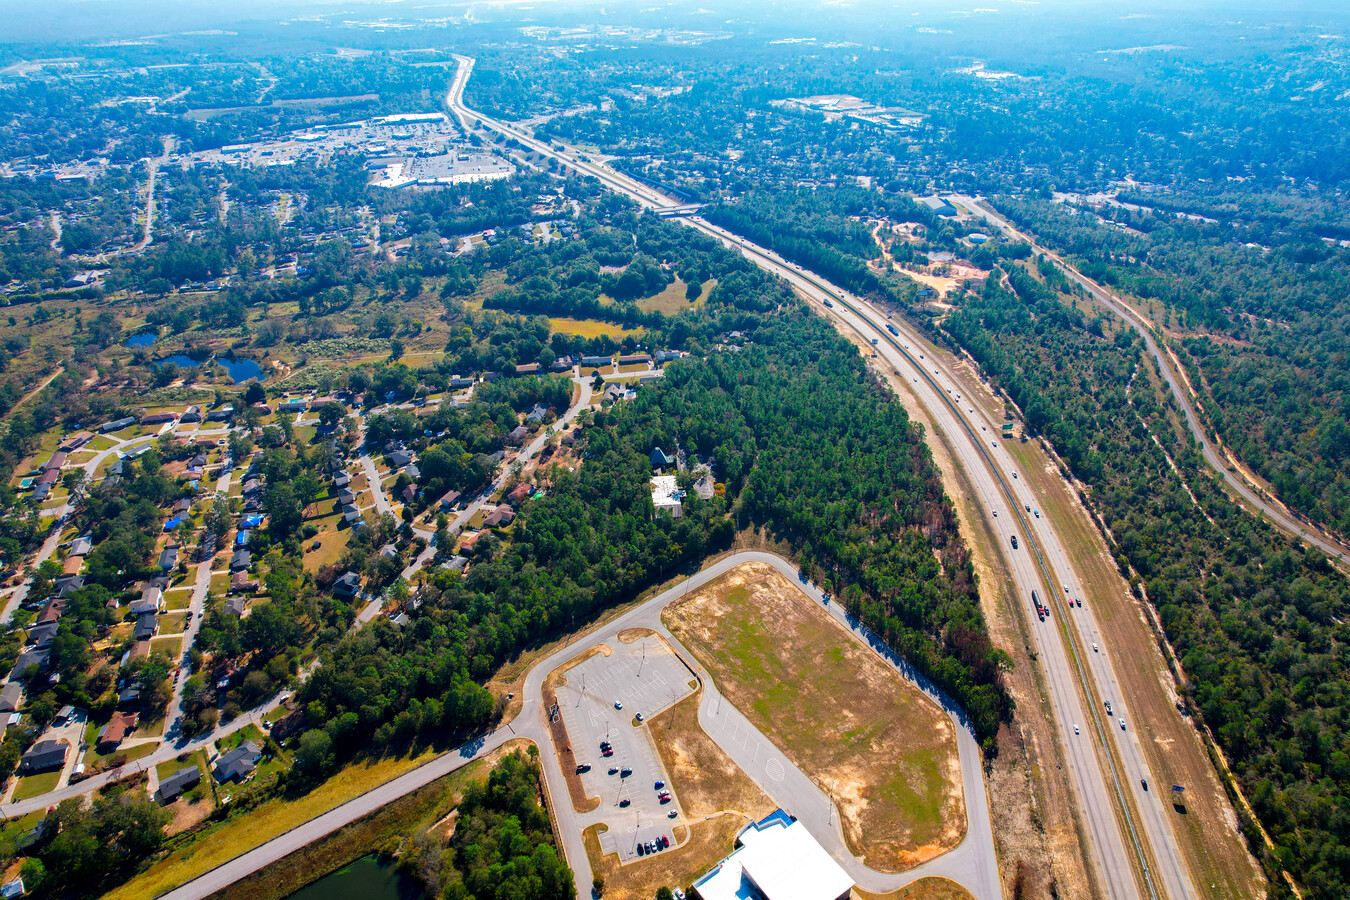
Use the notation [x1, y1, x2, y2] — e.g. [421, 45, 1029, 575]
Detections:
[11, 648, 50, 681]
[651, 474, 684, 519]
[68, 535, 93, 558]
[27, 622, 58, 648]
[650, 447, 674, 467]
[157, 765, 202, 803]
[213, 741, 262, 783]
[96, 712, 139, 751]
[131, 586, 164, 615]
[133, 613, 158, 641]
[484, 504, 516, 528]
[226, 597, 248, 617]
[692, 811, 852, 900]
[99, 416, 136, 433]
[507, 425, 529, 445]
[0, 683, 24, 714]
[18, 740, 67, 774]
[231, 549, 251, 571]
[388, 450, 413, 469]
[333, 572, 361, 599]
[124, 641, 151, 667]
[158, 546, 179, 570]
[437, 490, 461, 511]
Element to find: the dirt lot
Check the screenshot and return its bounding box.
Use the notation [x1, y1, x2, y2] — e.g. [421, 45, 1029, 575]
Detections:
[664, 563, 965, 872]
[854, 877, 974, 900]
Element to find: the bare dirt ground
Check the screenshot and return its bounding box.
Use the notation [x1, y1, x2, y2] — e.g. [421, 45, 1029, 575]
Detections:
[664, 563, 964, 872]
[854, 877, 975, 900]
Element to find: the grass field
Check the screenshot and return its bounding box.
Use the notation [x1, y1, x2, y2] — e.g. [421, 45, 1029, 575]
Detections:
[664, 563, 965, 872]
[14, 769, 61, 800]
[111, 748, 450, 900]
[548, 317, 641, 340]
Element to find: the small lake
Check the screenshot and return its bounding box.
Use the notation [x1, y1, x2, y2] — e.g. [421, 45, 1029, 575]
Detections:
[284, 855, 422, 900]
[155, 356, 265, 383]
[219, 357, 264, 383]
[127, 333, 157, 349]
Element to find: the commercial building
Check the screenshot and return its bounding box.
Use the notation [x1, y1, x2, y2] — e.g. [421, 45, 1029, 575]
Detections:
[693, 812, 852, 900]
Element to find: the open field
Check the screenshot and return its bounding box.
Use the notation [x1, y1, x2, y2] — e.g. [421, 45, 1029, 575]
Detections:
[854, 877, 975, 900]
[548, 317, 641, 340]
[110, 747, 448, 900]
[663, 563, 965, 872]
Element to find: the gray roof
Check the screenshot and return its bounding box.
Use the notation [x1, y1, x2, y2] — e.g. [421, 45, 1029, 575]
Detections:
[158, 765, 202, 802]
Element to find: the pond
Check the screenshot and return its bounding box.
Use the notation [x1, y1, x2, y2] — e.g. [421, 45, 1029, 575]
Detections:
[284, 855, 422, 900]
[126, 333, 157, 349]
[218, 357, 264, 383]
[154, 356, 265, 383]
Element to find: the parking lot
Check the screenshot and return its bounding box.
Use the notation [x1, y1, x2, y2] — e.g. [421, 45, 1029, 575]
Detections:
[554, 634, 696, 863]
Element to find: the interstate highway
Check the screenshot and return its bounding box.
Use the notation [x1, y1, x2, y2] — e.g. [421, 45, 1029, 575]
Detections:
[448, 55, 1196, 900]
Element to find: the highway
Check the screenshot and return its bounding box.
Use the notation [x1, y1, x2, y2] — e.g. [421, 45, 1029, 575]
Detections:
[446, 55, 1197, 900]
[951, 196, 1350, 563]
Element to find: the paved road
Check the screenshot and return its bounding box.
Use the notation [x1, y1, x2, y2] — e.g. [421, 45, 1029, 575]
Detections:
[354, 376, 592, 626]
[161, 550, 1000, 900]
[952, 196, 1350, 563]
[449, 56, 1200, 900]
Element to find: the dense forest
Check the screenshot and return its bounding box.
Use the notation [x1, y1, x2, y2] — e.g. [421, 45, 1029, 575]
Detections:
[402, 750, 573, 900]
[945, 264, 1350, 899]
[991, 194, 1350, 540]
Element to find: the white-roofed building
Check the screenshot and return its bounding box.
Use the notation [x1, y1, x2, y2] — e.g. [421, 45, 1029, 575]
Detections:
[693, 811, 852, 900]
[650, 474, 683, 519]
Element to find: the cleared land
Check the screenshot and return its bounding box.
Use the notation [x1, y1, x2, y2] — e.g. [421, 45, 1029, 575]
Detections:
[664, 563, 965, 871]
